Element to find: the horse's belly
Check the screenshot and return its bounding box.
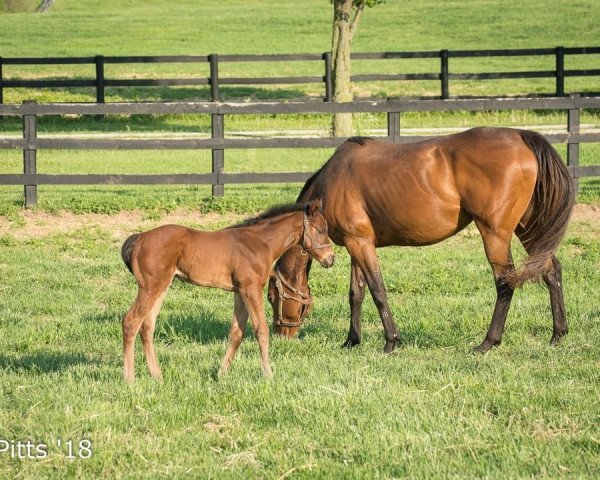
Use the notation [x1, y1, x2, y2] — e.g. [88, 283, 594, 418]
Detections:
[371, 208, 472, 247]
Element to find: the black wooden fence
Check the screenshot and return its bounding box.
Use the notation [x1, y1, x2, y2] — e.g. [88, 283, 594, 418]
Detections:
[0, 96, 599, 207]
[0, 46, 599, 103]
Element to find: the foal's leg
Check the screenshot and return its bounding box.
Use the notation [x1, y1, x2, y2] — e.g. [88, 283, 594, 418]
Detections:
[218, 292, 249, 377]
[474, 225, 516, 353]
[240, 286, 273, 378]
[123, 286, 169, 383]
[342, 259, 366, 348]
[344, 237, 400, 353]
[139, 289, 168, 380]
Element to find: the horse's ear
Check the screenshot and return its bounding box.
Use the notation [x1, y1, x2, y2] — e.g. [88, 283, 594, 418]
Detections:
[305, 199, 322, 217]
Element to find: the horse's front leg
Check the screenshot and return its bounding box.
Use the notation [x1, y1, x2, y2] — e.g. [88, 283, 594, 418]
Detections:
[344, 237, 400, 353]
[240, 286, 273, 378]
[218, 292, 249, 377]
[342, 259, 366, 348]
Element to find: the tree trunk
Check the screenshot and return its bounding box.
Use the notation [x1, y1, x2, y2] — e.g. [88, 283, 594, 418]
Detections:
[331, 1, 364, 137]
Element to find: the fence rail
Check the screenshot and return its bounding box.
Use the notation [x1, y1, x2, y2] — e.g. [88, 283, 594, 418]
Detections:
[0, 46, 599, 103]
[1, 96, 599, 207]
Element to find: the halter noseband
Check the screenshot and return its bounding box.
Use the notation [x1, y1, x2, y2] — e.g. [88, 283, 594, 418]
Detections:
[272, 269, 312, 328]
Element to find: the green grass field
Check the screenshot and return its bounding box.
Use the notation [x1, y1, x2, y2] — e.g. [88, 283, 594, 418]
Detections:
[1, 1, 599, 478]
[0, 210, 598, 479]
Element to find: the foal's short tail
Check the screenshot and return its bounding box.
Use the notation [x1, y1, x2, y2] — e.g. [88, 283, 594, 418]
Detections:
[121, 233, 140, 274]
[504, 130, 576, 288]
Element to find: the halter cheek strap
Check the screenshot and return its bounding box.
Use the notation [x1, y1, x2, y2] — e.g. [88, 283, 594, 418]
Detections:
[301, 211, 331, 255]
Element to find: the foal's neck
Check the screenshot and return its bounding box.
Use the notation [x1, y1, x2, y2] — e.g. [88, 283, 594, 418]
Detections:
[250, 211, 305, 262]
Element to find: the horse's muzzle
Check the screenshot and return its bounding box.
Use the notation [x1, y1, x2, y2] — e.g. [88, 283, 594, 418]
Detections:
[320, 253, 335, 268]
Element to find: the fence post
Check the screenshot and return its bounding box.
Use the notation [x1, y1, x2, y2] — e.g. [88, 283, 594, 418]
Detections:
[555, 46, 565, 96]
[209, 53, 219, 102]
[324, 52, 333, 102]
[211, 112, 224, 196]
[440, 49, 449, 99]
[95, 55, 105, 104]
[0, 57, 3, 104]
[567, 94, 580, 192]
[23, 100, 38, 207]
[387, 110, 400, 142]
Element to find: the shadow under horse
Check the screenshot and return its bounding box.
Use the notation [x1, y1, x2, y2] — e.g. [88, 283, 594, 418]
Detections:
[268, 127, 575, 352]
[121, 200, 334, 383]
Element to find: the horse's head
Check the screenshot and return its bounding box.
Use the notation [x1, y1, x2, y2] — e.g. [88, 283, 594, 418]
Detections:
[268, 263, 313, 338]
[268, 199, 334, 337]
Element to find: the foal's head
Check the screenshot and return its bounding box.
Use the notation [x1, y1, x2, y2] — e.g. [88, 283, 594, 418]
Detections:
[301, 199, 335, 269]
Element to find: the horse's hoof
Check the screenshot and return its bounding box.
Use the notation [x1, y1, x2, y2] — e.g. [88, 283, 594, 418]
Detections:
[383, 339, 398, 354]
[550, 331, 568, 345]
[473, 340, 496, 353]
[341, 337, 360, 349]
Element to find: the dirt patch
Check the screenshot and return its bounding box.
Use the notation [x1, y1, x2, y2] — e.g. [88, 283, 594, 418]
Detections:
[0, 204, 597, 241]
[571, 203, 600, 223]
[0, 209, 246, 241]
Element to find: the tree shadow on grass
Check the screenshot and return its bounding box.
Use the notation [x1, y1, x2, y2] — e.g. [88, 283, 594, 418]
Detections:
[0, 351, 100, 374]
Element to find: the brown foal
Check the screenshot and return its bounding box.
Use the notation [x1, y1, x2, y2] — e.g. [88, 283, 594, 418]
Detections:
[120, 200, 334, 383]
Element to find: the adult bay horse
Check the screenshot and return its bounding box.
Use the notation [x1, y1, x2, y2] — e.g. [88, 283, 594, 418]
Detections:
[268, 127, 575, 353]
[121, 200, 334, 383]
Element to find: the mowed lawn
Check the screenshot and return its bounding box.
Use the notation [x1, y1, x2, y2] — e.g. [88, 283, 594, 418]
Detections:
[0, 206, 598, 478]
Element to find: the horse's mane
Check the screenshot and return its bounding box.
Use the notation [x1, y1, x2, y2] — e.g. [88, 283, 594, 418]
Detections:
[228, 202, 304, 229]
[296, 136, 373, 201]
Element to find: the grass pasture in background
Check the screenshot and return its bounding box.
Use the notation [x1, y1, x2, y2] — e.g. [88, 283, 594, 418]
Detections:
[0, 0, 599, 102]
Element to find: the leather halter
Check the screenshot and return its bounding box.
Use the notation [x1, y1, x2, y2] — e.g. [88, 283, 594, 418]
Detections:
[272, 210, 326, 328]
[272, 269, 312, 328]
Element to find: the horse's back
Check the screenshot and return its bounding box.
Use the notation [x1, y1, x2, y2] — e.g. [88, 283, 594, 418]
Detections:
[312, 128, 538, 247]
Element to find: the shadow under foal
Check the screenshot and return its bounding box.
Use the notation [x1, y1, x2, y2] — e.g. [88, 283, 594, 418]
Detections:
[120, 200, 334, 383]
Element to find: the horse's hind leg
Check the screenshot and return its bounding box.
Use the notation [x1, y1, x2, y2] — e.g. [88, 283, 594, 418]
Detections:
[123, 286, 169, 383]
[139, 289, 168, 380]
[343, 260, 366, 348]
[475, 225, 516, 353]
[543, 256, 568, 344]
[516, 227, 568, 344]
[218, 292, 249, 377]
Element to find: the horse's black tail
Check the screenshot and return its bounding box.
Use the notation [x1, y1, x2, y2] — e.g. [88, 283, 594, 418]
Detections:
[504, 130, 576, 288]
[121, 233, 140, 274]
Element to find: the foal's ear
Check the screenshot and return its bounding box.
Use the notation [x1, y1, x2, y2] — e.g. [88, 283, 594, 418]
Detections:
[305, 199, 322, 217]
